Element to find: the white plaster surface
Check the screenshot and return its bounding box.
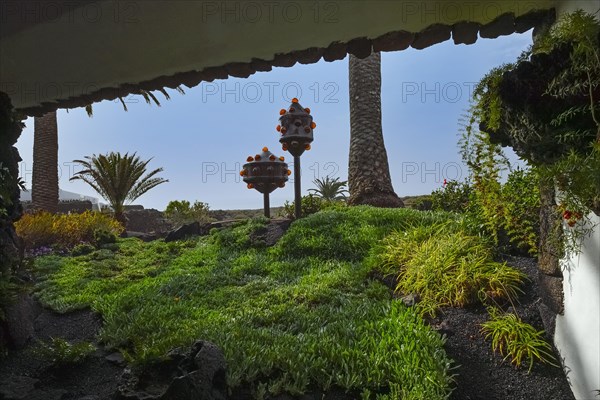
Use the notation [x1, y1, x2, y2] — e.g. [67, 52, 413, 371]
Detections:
[555, 212, 600, 400]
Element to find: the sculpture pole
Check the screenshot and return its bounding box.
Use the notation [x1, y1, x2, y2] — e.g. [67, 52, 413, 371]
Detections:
[294, 156, 301, 219]
[264, 192, 270, 218]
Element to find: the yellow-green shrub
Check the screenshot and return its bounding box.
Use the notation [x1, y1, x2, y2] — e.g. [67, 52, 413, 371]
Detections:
[374, 223, 526, 316]
[15, 211, 123, 249]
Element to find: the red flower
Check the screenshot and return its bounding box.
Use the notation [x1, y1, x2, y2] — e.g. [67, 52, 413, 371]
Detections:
[443, 179, 447, 186]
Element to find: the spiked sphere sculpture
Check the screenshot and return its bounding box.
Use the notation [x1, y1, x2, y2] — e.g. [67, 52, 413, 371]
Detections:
[241, 147, 289, 218]
[278, 98, 315, 157]
[277, 98, 316, 218]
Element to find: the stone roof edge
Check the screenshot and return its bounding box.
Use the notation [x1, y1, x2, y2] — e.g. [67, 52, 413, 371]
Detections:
[18, 9, 555, 117]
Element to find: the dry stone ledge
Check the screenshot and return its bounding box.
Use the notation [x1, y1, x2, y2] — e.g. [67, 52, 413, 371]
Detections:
[115, 340, 227, 400]
[452, 22, 480, 45]
[164, 222, 212, 242]
[347, 37, 373, 59]
[125, 208, 173, 235]
[537, 273, 565, 315]
[4, 293, 35, 348]
[322, 42, 347, 62]
[480, 13, 516, 39]
[373, 31, 414, 52]
[295, 47, 325, 65]
[411, 24, 452, 50]
[248, 219, 292, 247]
[0, 375, 39, 399]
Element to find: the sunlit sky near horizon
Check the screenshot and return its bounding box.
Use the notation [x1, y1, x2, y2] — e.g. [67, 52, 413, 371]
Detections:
[16, 32, 533, 211]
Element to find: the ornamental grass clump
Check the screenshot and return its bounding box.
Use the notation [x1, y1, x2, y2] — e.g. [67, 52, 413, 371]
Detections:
[481, 308, 558, 372]
[375, 223, 525, 316]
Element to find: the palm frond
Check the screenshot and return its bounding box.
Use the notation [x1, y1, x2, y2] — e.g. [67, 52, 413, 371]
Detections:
[159, 88, 171, 100]
[118, 97, 129, 112]
[83, 86, 184, 116]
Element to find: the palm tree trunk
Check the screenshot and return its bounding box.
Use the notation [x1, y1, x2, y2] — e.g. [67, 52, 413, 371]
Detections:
[348, 52, 403, 207]
[32, 111, 59, 213]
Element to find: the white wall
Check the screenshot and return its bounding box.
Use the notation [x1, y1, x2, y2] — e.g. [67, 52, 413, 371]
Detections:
[555, 212, 600, 400]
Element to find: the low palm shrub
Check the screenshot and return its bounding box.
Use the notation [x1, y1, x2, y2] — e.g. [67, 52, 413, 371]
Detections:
[481, 308, 558, 372]
[15, 211, 123, 250]
[70, 152, 168, 223]
[308, 176, 349, 201]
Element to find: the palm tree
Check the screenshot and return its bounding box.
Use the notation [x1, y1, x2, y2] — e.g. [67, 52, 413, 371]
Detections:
[308, 176, 349, 201]
[70, 152, 168, 224]
[31, 88, 183, 214]
[348, 52, 403, 207]
[32, 111, 59, 212]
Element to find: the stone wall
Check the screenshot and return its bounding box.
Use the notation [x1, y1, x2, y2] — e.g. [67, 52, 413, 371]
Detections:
[0, 92, 24, 275]
[125, 209, 173, 234]
[0, 93, 26, 349]
[22, 200, 94, 214]
[537, 183, 564, 338]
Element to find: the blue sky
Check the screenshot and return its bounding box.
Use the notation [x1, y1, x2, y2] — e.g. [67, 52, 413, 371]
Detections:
[16, 32, 532, 211]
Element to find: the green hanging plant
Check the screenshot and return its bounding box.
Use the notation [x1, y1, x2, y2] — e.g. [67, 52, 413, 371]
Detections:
[465, 11, 599, 254]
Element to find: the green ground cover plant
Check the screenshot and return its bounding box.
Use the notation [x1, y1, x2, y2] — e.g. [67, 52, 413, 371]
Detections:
[34, 338, 96, 367]
[32, 207, 455, 399]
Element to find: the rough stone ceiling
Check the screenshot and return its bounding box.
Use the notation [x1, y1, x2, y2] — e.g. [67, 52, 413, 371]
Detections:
[0, 0, 556, 116]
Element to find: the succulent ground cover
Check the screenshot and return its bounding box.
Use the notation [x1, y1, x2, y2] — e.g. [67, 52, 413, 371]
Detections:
[19, 206, 571, 399]
[32, 207, 456, 399]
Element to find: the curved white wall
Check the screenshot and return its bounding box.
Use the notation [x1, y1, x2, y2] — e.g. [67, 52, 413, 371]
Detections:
[555, 212, 600, 399]
[553, 3, 600, 398]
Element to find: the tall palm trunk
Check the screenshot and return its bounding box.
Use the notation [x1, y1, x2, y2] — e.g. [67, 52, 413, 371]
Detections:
[32, 111, 59, 213]
[348, 52, 403, 207]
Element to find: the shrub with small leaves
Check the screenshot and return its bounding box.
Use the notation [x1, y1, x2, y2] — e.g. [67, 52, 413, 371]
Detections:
[93, 228, 117, 246]
[34, 338, 96, 367]
[71, 243, 95, 256]
[501, 168, 540, 254]
[15, 211, 123, 250]
[280, 194, 324, 219]
[410, 195, 433, 211]
[431, 180, 473, 213]
[164, 200, 212, 225]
